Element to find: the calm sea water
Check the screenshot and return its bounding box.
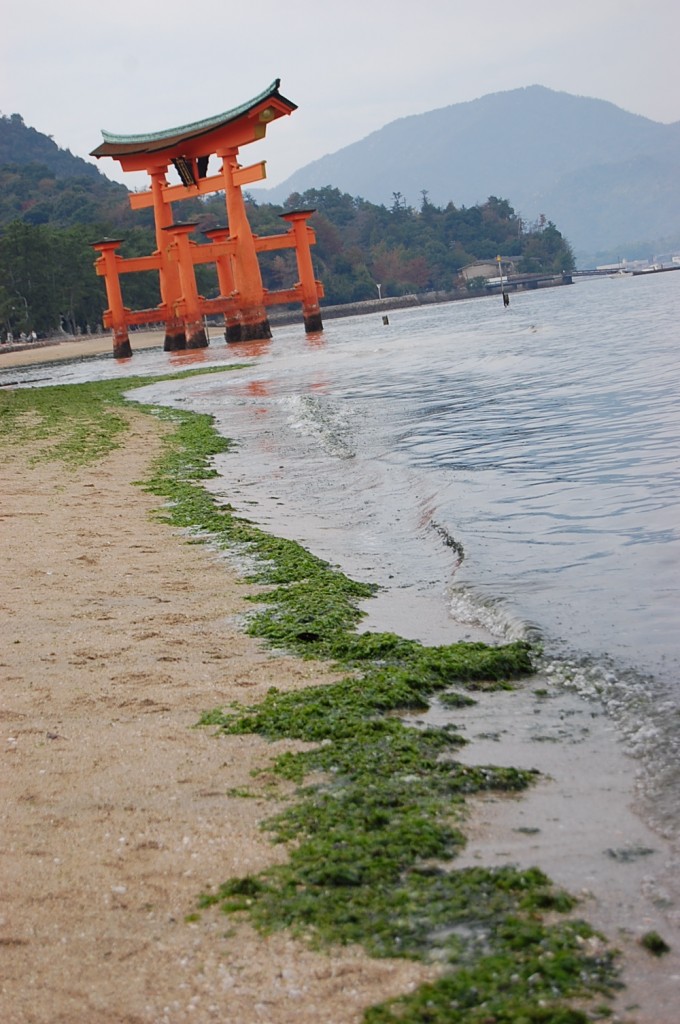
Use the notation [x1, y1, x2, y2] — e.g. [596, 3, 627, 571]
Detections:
[4, 272, 679, 836]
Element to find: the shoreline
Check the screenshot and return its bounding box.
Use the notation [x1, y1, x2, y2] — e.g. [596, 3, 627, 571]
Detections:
[0, 329, 166, 369]
[2, 344, 678, 1021]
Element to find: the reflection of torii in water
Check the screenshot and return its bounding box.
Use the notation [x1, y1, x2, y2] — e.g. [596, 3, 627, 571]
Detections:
[90, 81, 324, 357]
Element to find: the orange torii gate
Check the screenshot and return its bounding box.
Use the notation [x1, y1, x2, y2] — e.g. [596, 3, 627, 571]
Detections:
[90, 80, 324, 358]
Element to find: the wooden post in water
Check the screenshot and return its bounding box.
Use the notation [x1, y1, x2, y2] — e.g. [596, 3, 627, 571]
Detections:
[497, 254, 510, 307]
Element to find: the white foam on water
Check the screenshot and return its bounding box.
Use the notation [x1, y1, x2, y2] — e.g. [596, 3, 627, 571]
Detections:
[448, 583, 536, 643]
[277, 393, 357, 460]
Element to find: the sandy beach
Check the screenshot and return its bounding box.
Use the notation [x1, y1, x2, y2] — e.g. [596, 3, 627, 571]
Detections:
[0, 330, 167, 370]
[1, 336, 679, 1022]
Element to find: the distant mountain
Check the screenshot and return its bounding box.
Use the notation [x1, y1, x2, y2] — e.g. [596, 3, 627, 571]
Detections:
[255, 87, 680, 259]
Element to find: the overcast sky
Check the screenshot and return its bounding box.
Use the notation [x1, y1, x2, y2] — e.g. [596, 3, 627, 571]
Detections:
[3, 0, 678, 191]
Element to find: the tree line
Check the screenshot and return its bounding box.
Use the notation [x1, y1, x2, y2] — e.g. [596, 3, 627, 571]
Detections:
[0, 176, 575, 338]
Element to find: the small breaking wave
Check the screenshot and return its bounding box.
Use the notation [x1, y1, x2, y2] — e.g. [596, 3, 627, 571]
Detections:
[279, 394, 357, 460]
[448, 583, 537, 643]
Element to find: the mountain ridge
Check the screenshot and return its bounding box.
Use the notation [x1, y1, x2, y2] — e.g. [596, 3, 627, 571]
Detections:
[254, 86, 680, 258]
[0, 112, 114, 183]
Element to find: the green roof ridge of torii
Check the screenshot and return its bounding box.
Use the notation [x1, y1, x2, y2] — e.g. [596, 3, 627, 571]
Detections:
[95, 79, 294, 148]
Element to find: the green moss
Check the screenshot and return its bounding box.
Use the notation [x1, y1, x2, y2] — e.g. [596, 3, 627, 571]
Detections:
[0, 366, 242, 467]
[439, 690, 477, 709]
[363, 946, 612, 1023]
[640, 930, 670, 956]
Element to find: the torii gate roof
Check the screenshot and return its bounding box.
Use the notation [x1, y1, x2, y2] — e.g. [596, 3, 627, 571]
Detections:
[90, 79, 296, 159]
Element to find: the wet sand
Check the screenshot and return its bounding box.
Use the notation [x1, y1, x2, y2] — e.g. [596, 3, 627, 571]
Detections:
[1, 337, 679, 1022]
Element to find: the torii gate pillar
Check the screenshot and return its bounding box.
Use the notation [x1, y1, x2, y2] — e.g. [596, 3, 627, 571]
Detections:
[281, 210, 323, 333]
[91, 238, 132, 358]
[219, 149, 271, 342]
[164, 222, 208, 348]
[148, 167, 186, 350]
[204, 227, 240, 340]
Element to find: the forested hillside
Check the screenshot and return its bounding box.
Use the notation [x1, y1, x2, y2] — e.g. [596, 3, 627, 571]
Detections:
[0, 116, 574, 338]
[0, 113, 103, 181]
[0, 113, 133, 227]
[241, 188, 573, 304]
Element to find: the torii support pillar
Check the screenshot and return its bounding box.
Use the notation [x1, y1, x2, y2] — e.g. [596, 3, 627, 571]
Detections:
[280, 210, 323, 333]
[204, 227, 241, 342]
[220, 150, 271, 343]
[91, 239, 132, 358]
[164, 223, 208, 348]
[148, 167, 186, 352]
